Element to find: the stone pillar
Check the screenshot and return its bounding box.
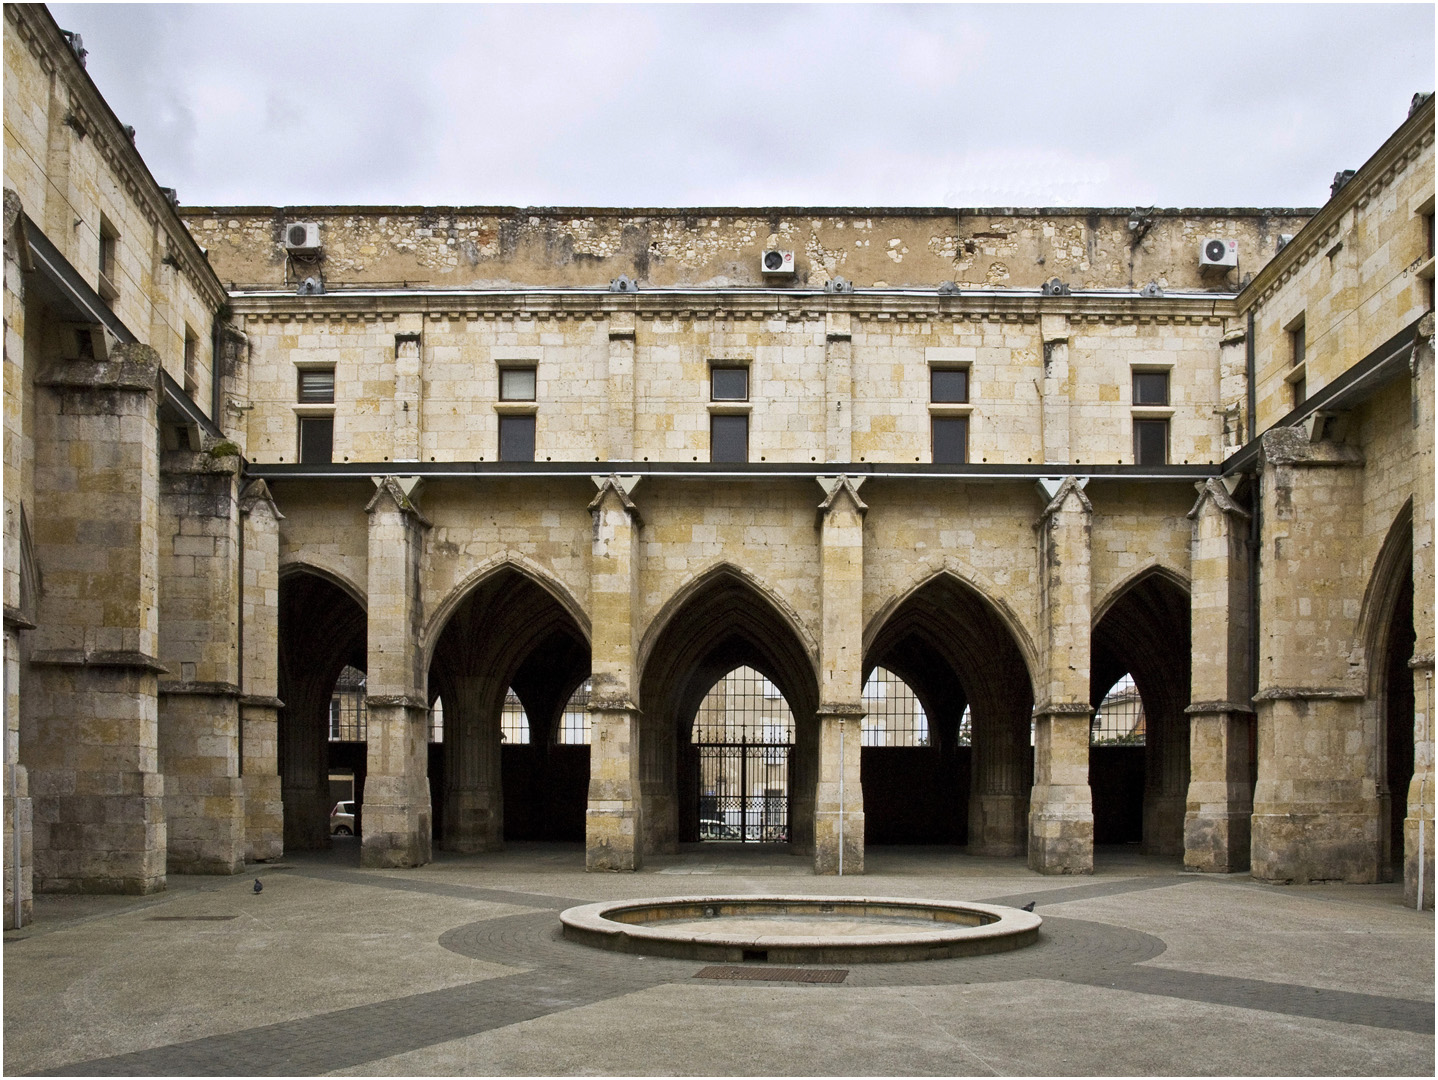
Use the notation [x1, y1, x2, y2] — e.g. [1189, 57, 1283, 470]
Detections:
[969, 715, 1029, 856]
[361, 477, 431, 868]
[1029, 476, 1094, 874]
[1142, 711, 1190, 856]
[1406, 316, 1435, 909]
[607, 316, 636, 461]
[436, 666, 504, 853]
[4, 619, 34, 927]
[25, 343, 166, 894]
[824, 315, 853, 463]
[1039, 316, 1071, 466]
[394, 333, 421, 462]
[157, 446, 245, 875]
[239, 480, 284, 862]
[814, 476, 866, 874]
[586, 475, 643, 870]
[1184, 478, 1254, 872]
[1251, 429, 1373, 883]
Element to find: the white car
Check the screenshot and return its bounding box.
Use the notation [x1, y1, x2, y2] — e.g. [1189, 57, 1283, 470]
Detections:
[330, 800, 356, 835]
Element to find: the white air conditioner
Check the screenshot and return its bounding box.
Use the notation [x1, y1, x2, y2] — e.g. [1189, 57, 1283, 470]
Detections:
[761, 249, 795, 275]
[284, 222, 321, 252]
[1199, 237, 1238, 269]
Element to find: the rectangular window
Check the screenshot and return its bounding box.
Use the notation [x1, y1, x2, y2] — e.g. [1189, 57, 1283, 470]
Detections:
[499, 367, 536, 401]
[297, 367, 335, 403]
[1132, 370, 1170, 406]
[183, 328, 199, 399]
[711, 366, 749, 401]
[1133, 419, 1169, 465]
[932, 416, 968, 464]
[97, 216, 119, 301]
[1290, 319, 1306, 408]
[711, 413, 748, 462]
[930, 368, 969, 403]
[499, 413, 536, 461]
[299, 416, 333, 463]
[1291, 322, 1305, 367]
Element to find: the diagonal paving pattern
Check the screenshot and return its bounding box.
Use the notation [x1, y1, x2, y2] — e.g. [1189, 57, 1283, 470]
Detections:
[9, 851, 1434, 1076]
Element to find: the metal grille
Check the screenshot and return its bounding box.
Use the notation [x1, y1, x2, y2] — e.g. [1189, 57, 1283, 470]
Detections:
[694, 966, 848, 983]
[958, 704, 972, 747]
[861, 667, 929, 747]
[328, 665, 366, 742]
[1092, 674, 1146, 745]
[500, 688, 530, 744]
[428, 697, 444, 744]
[693, 666, 793, 842]
[558, 679, 590, 744]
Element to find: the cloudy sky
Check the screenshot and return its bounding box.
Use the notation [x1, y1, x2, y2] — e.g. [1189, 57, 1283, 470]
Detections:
[48, 2, 1435, 210]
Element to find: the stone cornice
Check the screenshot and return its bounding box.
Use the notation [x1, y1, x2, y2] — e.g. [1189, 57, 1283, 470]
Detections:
[364, 475, 432, 527]
[1032, 701, 1093, 717]
[158, 681, 241, 698]
[29, 649, 169, 673]
[815, 475, 868, 523]
[1185, 700, 1256, 716]
[1238, 94, 1436, 315]
[238, 478, 286, 520]
[6, 5, 228, 312]
[816, 702, 868, 719]
[1036, 475, 1092, 519]
[1252, 686, 1365, 703]
[588, 474, 642, 525]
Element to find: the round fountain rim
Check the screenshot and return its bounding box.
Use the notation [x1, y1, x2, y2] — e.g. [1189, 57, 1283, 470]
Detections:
[559, 894, 1041, 963]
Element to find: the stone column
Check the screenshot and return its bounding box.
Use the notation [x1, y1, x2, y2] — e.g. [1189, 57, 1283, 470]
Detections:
[1251, 429, 1372, 883]
[814, 476, 866, 875]
[969, 715, 1029, 856]
[1029, 476, 1094, 874]
[1183, 478, 1254, 872]
[157, 446, 245, 874]
[25, 343, 166, 894]
[435, 666, 504, 854]
[1406, 315, 1435, 909]
[394, 333, 421, 462]
[824, 315, 853, 463]
[361, 477, 431, 868]
[239, 480, 284, 862]
[1039, 316, 1071, 467]
[586, 475, 643, 870]
[607, 316, 636, 461]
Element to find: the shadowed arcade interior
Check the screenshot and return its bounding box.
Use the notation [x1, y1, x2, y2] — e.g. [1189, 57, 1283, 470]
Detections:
[865, 574, 1035, 855]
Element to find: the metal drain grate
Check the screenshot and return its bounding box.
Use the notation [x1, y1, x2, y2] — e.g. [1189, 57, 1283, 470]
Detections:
[147, 916, 238, 922]
[694, 965, 848, 984]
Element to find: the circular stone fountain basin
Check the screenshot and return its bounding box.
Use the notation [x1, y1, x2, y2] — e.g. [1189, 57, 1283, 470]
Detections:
[559, 896, 1041, 964]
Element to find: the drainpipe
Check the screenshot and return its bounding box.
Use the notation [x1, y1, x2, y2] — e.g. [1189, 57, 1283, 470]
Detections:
[11, 761, 21, 928]
[1246, 311, 1256, 444]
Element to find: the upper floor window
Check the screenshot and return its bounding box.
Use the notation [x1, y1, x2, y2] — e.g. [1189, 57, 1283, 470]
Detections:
[97, 216, 119, 301]
[499, 367, 536, 401]
[932, 417, 968, 464]
[297, 367, 335, 403]
[930, 368, 969, 404]
[711, 366, 749, 401]
[1289, 318, 1307, 409]
[1132, 369, 1170, 465]
[711, 414, 748, 463]
[183, 327, 199, 399]
[1132, 370, 1170, 406]
[298, 416, 333, 464]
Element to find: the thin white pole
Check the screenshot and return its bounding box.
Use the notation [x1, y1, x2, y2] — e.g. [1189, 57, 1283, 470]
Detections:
[838, 722, 845, 877]
[11, 762, 21, 929]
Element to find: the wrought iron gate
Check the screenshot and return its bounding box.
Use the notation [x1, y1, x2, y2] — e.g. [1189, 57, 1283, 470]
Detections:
[692, 667, 793, 843]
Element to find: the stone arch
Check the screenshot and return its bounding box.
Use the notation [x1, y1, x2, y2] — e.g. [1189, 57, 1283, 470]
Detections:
[1356, 500, 1415, 875]
[277, 558, 367, 612]
[637, 563, 822, 856]
[277, 565, 368, 850]
[1090, 566, 1192, 856]
[864, 570, 1038, 856]
[425, 562, 591, 852]
[1092, 561, 1191, 628]
[423, 552, 591, 671]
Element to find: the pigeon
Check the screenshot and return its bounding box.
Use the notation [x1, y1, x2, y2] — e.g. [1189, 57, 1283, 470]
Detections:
[253, 878, 263, 893]
[1021, 901, 1036, 912]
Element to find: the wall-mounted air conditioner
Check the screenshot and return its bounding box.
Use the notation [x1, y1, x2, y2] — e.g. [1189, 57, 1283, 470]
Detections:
[761, 250, 795, 275]
[1199, 237, 1238, 269]
[284, 222, 321, 253]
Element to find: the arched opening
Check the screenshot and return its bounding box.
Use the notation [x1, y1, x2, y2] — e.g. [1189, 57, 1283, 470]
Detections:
[691, 666, 796, 843]
[1091, 570, 1191, 858]
[865, 574, 1035, 855]
[427, 568, 590, 852]
[277, 568, 367, 850]
[1366, 503, 1416, 879]
[638, 567, 820, 855]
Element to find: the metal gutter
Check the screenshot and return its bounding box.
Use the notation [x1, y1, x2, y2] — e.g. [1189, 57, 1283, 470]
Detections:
[228, 285, 1239, 302]
[1221, 316, 1423, 475]
[245, 460, 1218, 483]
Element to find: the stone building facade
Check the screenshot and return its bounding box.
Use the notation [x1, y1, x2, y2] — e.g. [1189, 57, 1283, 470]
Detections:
[4, 3, 1433, 927]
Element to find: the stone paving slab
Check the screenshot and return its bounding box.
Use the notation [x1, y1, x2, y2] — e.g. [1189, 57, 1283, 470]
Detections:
[4, 846, 1433, 1076]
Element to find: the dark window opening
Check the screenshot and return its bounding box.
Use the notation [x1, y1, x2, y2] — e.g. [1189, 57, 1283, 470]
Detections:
[1132, 371, 1170, 406]
[183, 328, 199, 399]
[711, 367, 749, 401]
[1133, 419, 1168, 465]
[298, 368, 335, 403]
[930, 368, 969, 403]
[499, 414, 536, 461]
[711, 413, 748, 463]
[499, 367, 536, 401]
[1292, 375, 1306, 409]
[299, 416, 333, 464]
[97, 216, 119, 301]
[932, 416, 968, 464]
[1291, 322, 1306, 366]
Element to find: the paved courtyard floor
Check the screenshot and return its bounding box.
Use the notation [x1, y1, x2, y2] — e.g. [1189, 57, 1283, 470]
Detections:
[3, 843, 1433, 1076]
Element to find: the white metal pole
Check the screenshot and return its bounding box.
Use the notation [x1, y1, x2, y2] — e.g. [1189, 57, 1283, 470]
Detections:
[838, 722, 845, 877]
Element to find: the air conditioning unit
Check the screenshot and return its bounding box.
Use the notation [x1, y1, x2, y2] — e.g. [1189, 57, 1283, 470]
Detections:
[1199, 237, 1238, 270]
[283, 222, 321, 253]
[761, 249, 795, 275]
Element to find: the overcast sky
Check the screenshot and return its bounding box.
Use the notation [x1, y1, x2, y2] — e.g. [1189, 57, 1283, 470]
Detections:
[47, 2, 1435, 210]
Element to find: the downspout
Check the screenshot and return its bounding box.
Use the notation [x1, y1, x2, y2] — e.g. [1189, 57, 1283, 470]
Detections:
[236, 493, 244, 779]
[210, 315, 223, 431]
[1246, 310, 1261, 797]
[1246, 311, 1256, 444]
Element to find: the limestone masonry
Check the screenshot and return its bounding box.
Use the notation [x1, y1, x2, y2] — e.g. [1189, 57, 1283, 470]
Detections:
[4, 3, 1433, 927]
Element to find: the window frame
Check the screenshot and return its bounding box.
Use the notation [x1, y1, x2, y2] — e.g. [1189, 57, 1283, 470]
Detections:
[499, 366, 537, 402]
[929, 366, 970, 405]
[296, 365, 336, 404]
[931, 414, 969, 465]
[710, 412, 749, 463]
[1133, 417, 1169, 466]
[298, 414, 334, 464]
[710, 365, 750, 402]
[97, 215, 119, 301]
[498, 412, 537, 462]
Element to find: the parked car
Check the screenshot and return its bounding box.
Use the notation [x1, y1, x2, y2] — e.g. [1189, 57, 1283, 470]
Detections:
[330, 801, 356, 835]
[699, 818, 741, 840]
